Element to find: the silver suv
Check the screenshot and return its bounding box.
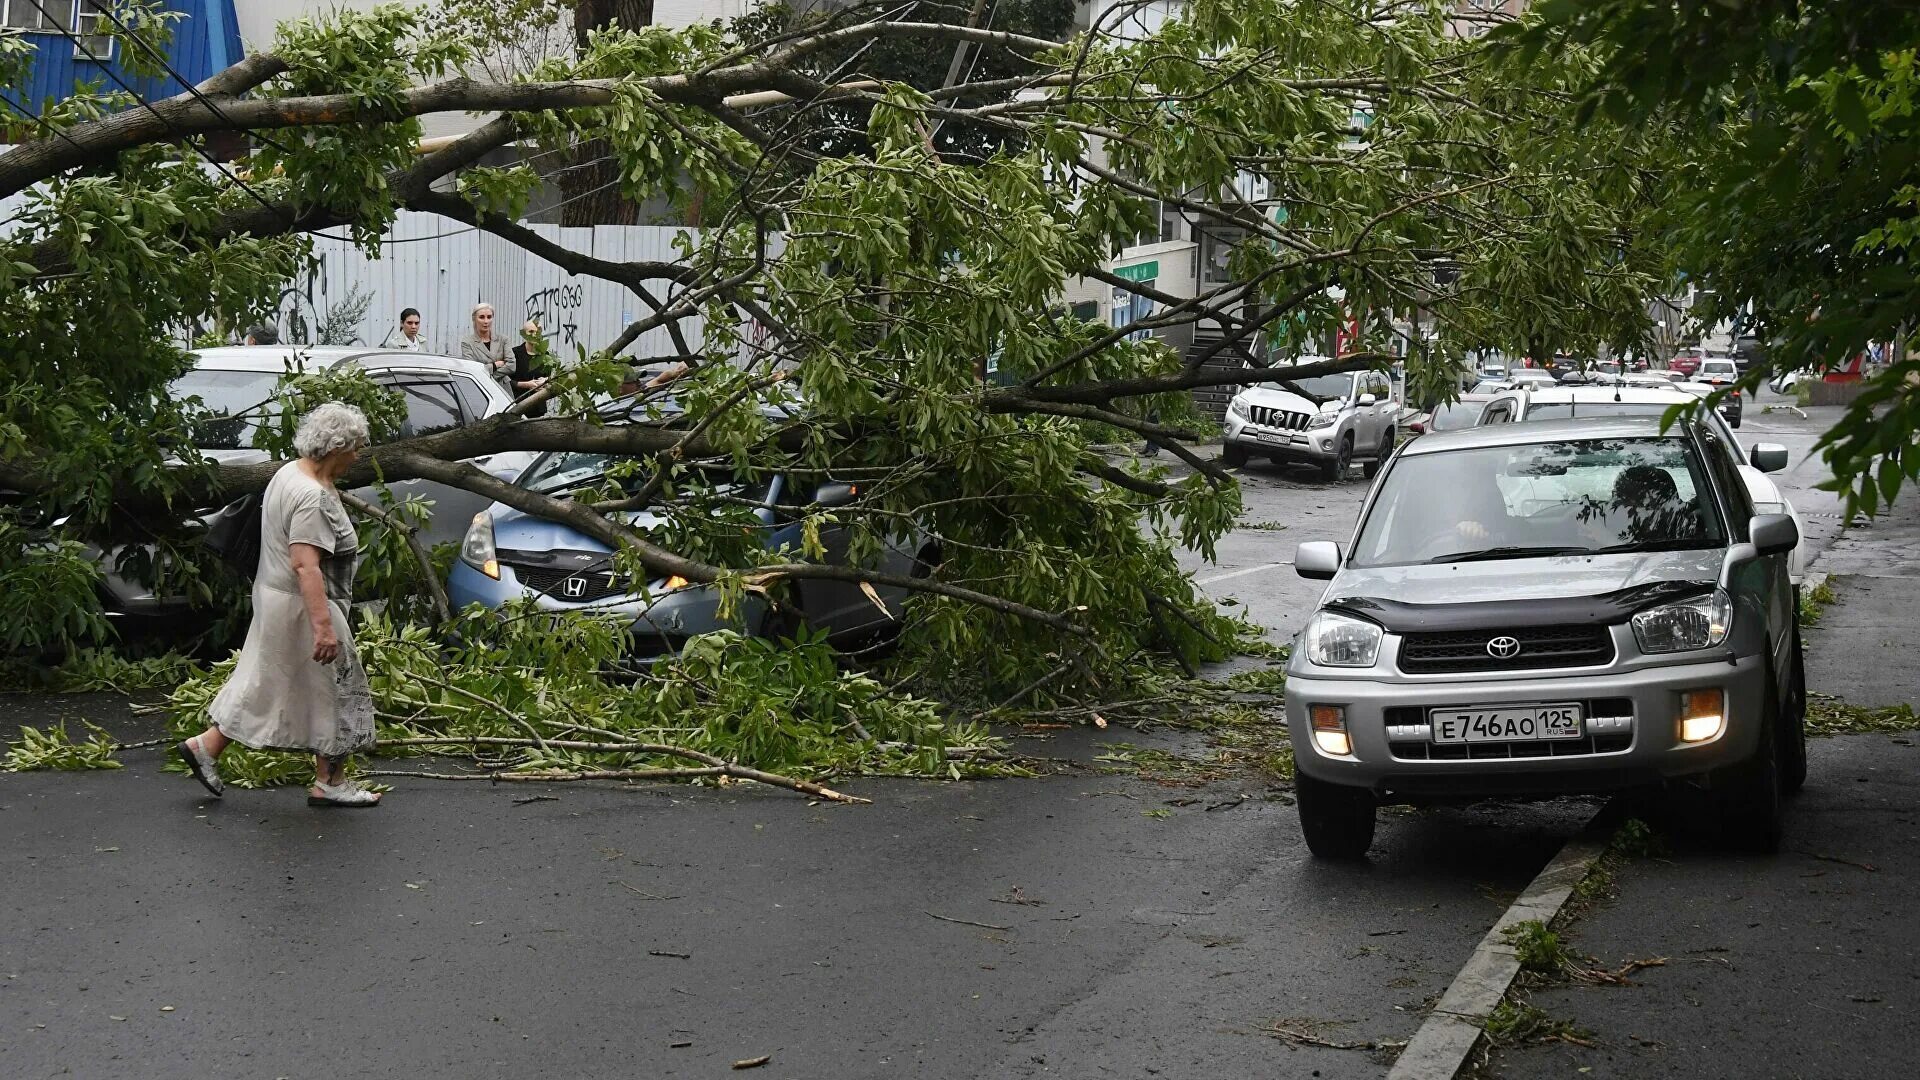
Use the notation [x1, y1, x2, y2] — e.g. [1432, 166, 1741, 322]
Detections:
[1223, 364, 1397, 480]
[1284, 417, 1804, 858]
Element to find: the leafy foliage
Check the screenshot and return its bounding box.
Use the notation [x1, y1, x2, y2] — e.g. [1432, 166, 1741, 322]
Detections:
[2, 721, 123, 772]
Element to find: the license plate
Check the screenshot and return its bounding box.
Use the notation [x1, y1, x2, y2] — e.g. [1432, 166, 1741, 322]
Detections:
[1430, 704, 1583, 743]
[1256, 430, 1288, 444]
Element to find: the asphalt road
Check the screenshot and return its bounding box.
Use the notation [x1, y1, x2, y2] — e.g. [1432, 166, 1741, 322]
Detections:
[0, 396, 1883, 1080]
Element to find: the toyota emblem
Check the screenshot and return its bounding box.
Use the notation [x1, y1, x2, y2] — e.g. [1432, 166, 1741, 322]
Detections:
[1486, 635, 1521, 659]
[561, 576, 588, 599]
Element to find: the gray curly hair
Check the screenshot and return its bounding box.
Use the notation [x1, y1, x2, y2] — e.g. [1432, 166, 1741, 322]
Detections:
[293, 402, 372, 460]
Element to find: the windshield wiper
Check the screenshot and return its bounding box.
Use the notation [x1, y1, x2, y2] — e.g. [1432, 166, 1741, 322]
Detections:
[1427, 545, 1592, 563]
[1585, 537, 1715, 555]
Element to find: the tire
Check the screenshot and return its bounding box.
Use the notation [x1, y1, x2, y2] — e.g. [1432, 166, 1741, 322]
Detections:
[1782, 625, 1809, 795]
[1222, 442, 1249, 468]
[1363, 428, 1393, 480]
[1731, 414, 1743, 429]
[1713, 676, 1784, 853]
[1319, 434, 1353, 482]
[1295, 772, 1376, 859]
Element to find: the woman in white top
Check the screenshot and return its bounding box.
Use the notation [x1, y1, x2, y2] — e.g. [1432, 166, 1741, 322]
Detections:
[384, 306, 426, 351]
[176, 403, 381, 807]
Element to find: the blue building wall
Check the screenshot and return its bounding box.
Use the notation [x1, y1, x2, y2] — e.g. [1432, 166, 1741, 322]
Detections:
[4, 1, 242, 116]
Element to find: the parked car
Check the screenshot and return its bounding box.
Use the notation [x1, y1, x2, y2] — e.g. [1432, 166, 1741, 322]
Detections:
[1506, 369, 1558, 389]
[1286, 416, 1804, 858]
[446, 449, 937, 658]
[1769, 367, 1812, 396]
[1669, 348, 1704, 377]
[94, 347, 527, 617]
[1675, 377, 1743, 427]
[1695, 357, 1741, 384]
[1222, 363, 1398, 480]
[1473, 383, 1800, 581]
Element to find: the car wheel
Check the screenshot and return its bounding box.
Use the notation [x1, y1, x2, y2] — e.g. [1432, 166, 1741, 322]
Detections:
[1713, 676, 1784, 853]
[1319, 434, 1353, 482]
[1295, 773, 1376, 859]
[1731, 414, 1743, 428]
[1222, 442, 1249, 468]
[1782, 624, 1809, 795]
[1363, 428, 1393, 480]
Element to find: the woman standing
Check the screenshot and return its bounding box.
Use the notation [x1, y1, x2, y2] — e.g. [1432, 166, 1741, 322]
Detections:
[177, 403, 381, 807]
[460, 302, 512, 393]
[385, 307, 426, 351]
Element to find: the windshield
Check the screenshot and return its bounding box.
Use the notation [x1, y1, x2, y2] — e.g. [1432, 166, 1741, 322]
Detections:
[171, 369, 285, 449]
[1269, 374, 1351, 400]
[520, 451, 773, 506]
[523, 451, 613, 495]
[1470, 379, 1508, 394]
[1352, 437, 1726, 567]
[1429, 402, 1484, 431]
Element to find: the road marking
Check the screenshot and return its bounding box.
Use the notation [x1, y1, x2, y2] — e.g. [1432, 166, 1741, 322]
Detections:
[1195, 562, 1289, 587]
[1385, 813, 1614, 1080]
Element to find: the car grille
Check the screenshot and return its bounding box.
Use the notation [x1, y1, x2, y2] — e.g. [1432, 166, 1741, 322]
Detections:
[1397, 625, 1615, 674]
[509, 564, 627, 603]
[1247, 405, 1311, 430]
[1384, 699, 1634, 761]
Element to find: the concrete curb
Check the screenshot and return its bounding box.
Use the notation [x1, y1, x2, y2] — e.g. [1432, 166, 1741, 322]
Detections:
[1385, 817, 1614, 1080]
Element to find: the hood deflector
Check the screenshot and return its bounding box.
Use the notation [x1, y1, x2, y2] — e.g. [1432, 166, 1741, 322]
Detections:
[1323, 580, 1715, 633]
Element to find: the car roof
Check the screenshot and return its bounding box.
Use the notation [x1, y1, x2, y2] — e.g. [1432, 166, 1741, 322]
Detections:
[190, 346, 495, 382]
[1400, 415, 1697, 456]
[1511, 384, 1696, 405]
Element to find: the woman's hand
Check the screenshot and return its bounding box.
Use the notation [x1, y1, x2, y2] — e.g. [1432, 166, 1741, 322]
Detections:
[312, 622, 340, 665]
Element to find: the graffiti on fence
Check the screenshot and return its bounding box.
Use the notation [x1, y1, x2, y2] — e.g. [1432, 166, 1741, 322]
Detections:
[272, 253, 369, 346]
[525, 283, 584, 348]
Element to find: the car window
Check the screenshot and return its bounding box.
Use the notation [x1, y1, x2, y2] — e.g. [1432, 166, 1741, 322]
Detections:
[1351, 437, 1726, 567]
[1700, 431, 1755, 540]
[521, 451, 774, 505]
[1481, 402, 1511, 424]
[1521, 402, 1674, 421]
[386, 378, 463, 438]
[1430, 403, 1482, 431]
[172, 368, 285, 449]
[1272, 373, 1353, 401]
[452, 375, 494, 421]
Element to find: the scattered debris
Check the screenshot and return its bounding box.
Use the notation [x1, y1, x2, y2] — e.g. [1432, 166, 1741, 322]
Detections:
[648, 950, 692, 959]
[1261, 1017, 1386, 1052]
[1796, 850, 1878, 872]
[619, 883, 678, 900]
[732, 1054, 771, 1070]
[988, 887, 1046, 907]
[511, 795, 559, 805]
[925, 911, 1010, 931]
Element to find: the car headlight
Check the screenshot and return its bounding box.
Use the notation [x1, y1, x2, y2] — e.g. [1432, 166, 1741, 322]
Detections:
[1301, 610, 1382, 667]
[1632, 588, 1730, 653]
[1306, 410, 1338, 429]
[1229, 397, 1250, 420]
[460, 512, 499, 580]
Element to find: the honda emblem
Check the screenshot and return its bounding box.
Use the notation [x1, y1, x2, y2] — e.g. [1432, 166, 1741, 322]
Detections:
[561, 576, 588, 599]
[1486, 635, 1521, 659]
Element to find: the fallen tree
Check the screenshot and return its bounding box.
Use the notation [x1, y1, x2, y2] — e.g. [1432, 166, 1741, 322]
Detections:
[0, 1, 1685, 789]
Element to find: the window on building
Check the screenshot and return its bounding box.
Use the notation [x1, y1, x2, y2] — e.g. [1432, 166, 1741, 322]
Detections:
[4, 0, 74, 32]
[72, 1, 114, 61]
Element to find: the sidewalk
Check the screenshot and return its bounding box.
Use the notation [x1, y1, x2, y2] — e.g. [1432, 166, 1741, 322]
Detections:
[1498, 497, 1920, 1078]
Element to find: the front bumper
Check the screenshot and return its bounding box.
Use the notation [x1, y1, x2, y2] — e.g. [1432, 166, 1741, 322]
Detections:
[1223, 413, 1338, 462]
[1286, 651, 1766, 799]
[446, 559, 769, 652]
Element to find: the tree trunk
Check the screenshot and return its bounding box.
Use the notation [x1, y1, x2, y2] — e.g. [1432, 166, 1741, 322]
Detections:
[557, 1, 655, 227]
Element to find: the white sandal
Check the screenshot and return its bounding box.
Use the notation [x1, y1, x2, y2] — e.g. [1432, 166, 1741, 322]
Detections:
[177, 737, 223, 798]
[308, 779, 381, 808]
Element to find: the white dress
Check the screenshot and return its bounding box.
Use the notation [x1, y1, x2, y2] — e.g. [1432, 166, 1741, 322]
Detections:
[207, 463, 375, 759]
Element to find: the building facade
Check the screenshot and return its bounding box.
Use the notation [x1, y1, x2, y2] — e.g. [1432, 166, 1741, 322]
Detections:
[2, 1, 241, 122]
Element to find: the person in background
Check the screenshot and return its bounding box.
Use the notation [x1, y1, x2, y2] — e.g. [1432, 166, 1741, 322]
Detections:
[460, 302, 511, 391]
[385, 307, 425, 351]
[244, 324, 280, 346]
[510, 320, 552, 417]
[175, 402, 381, 808]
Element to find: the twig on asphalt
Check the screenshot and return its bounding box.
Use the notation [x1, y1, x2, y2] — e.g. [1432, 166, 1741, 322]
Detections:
[731, 1054, 772, 1070]
[925, 910, 1010, 931]
[1796, 850, 1878, 872]
[511, 794, 559, 805]
[1261, 1020, 1387, 1052]
[648, 949, 692, 959]
[367, 737, 871, 802]
[620, 882, 679, 900]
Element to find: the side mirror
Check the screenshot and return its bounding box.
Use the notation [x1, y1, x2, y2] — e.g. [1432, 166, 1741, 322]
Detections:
[1749, 443, 1788, 473]
[1750, 512, 1798, 556]
[814, 481, 858, 507]
[1356, 393, 1378, 407]
[1295, 541, 1343, 580]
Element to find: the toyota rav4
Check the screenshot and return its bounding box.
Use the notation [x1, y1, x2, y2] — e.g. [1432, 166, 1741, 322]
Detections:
[1284, 417, 1804, 858]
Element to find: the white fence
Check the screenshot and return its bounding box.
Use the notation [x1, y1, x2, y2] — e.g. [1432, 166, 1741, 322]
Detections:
[270, 213, 706, 361]
[1, 189, 710, 362]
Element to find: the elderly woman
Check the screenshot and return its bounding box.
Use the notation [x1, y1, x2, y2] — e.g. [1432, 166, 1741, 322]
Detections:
[176, 402, 381, 807]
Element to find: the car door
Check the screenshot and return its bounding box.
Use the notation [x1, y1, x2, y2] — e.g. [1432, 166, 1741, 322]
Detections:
[1363, 372, 1394, 449]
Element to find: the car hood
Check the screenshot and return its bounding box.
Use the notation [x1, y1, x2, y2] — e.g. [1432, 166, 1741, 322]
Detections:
[1327, 549, 1724, 607]
[491, 502, 661, 555]
[1232, 386, 1335, 414]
